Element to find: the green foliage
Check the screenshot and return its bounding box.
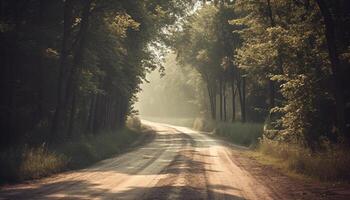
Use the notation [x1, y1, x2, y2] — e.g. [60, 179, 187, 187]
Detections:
[234, 0, 334, 145]
[0, 0, 194, 147]
[174, 3, 244, 121]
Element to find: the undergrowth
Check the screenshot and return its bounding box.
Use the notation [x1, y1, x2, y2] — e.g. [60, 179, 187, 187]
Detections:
[257, 139, 350, 182]
[193, 118, 263, 147]
[0, 127, 143, 184]
[214, 122, 263, 146]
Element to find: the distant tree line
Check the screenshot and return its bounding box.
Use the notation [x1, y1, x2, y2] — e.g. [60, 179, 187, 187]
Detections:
[0, 0, 192, 148]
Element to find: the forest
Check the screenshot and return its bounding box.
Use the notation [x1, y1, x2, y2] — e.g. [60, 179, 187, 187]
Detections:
[0, 0, 350, 188]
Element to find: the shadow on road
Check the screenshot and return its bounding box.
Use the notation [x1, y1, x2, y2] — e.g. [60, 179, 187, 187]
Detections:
[0, 180, 245, 200]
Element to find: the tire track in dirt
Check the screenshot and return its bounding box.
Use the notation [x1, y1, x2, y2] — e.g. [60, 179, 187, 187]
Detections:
[144, 133, 209, 200]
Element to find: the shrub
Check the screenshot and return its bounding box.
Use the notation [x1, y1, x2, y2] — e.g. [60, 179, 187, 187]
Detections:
[126, 116, 142, 130]
[0, 145, 67, 183]
[19, 145, 67, 180]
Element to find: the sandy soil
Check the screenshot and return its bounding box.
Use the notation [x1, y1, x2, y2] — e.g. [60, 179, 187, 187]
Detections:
[0, 120, 349, 200]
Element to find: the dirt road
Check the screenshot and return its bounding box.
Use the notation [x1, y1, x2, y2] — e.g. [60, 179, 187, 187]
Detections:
[1, 121, 349, 200]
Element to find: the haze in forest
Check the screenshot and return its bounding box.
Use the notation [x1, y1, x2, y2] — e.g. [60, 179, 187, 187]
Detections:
[135, 53, 202, 119]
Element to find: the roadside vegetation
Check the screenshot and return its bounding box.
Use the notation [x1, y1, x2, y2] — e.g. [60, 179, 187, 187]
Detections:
[254, 139, 350, 182]
[0, 118, 145, 184]
[193, 118, 263, 147]
[0, 0, 192, 185]
[193, 117, 350, 182]
[168, 0, 350, 183]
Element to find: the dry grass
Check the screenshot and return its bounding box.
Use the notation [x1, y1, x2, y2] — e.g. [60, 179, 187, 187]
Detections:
[0, 128, 143, 184]
[18, 145, 67, 180]
[256, 139, 350, 182]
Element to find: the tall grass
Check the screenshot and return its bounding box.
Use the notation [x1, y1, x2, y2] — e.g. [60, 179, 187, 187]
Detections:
[0, 128, 142, 184]
[214, 122, 263, 146]
[258, 139, 350, 182]
[193, 118, 263, 147]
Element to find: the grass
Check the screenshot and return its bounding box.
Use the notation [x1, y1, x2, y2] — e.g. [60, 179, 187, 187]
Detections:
[0, 128, 143, 184]
[253, 139, 350, 182]
[193, 118, 263, 147]
[192, 117, 350, 182]
[214, 122, 263, 147]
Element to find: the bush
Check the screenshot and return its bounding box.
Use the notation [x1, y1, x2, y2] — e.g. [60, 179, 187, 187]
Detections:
[258, 139, 350, 182]
[214, 122, 263, 146]
[0, 145, 67, 183]
[126, 116, 142, 131]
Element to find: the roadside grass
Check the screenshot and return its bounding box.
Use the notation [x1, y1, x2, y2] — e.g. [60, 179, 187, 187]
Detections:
[193, 118, 263, 147]
[214, 122, 263, 147]
[252, 139, 350, 182]
[0, 120, 145, 184]
[193, 117, 350, 182]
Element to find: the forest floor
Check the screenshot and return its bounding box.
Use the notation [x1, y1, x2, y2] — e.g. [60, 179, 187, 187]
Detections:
[0, 120, 349, 200]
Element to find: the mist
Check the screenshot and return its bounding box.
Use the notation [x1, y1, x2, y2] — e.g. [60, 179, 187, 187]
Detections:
[135, 53, 203, 120]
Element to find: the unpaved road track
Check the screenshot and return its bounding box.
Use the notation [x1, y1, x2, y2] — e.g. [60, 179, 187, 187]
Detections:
[1, 120, 349, 200]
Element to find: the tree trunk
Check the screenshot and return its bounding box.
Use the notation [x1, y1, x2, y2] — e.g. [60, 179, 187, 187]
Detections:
[93, 94, 101, 134]
[33, 0, 45, 129]
[86, 95, 96, 133]
[231, 75, 236, 122]
[241, 76, 246, 123]
[219, 78, 223, 121]
[65, 0, 93, 137]
[315, 0, 346, 136]
[223, 79, 227, 121]
[266, 0, 276, 111]
[51, 0, 74, 138]
[67, 91, 77, 138]
[236, 75, 244, 121]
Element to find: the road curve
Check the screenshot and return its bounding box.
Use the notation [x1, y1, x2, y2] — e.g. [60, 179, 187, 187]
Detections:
[1, 120, 349, 200]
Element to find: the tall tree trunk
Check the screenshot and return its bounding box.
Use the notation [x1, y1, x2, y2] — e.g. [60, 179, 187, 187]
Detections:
[236, 75, 244, 121]
[231, 75, 236, 122]
[67, 91, 77, 137]
[241, 76, 246, 123]
[223, 79, 227, 121]
[66, 0, 93, 137]
[266, 0, 276, 110]
[93, 94, 101, 134]
[219, 78, 223, 121]
[86, 94, 96, 133]
[51, 0, 74, 138]
[315, 0, 346, 136]
[204, 73, 216, 120]
[269, 80, 275, 109]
